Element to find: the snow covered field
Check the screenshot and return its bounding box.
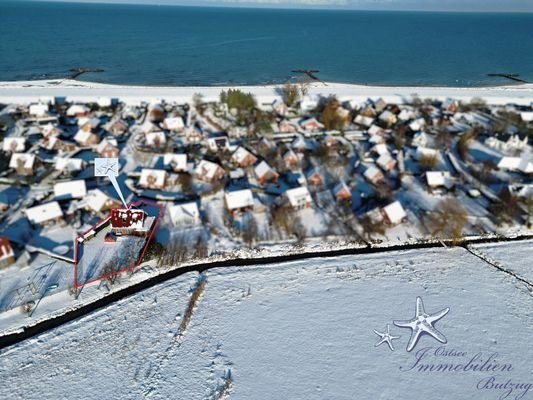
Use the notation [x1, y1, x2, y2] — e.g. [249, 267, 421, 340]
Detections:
[0, 242, 531, 400]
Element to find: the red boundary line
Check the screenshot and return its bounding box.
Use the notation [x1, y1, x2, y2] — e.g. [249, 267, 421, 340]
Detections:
[73, 200, 164, 289]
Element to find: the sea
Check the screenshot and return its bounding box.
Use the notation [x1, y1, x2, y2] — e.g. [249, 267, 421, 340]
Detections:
[1, 1, 533, 87]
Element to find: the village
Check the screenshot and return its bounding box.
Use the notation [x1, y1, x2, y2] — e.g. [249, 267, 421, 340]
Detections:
[0, 83, 532, 322]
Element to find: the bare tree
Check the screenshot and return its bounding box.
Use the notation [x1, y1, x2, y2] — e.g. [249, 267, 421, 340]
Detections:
[241, 213, 258, 247]
[425, 198, 468, 242]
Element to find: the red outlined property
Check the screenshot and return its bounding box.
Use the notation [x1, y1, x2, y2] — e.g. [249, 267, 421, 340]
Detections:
[73, 200, 164, 288]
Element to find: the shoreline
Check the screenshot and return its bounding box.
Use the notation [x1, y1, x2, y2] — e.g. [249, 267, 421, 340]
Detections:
[1, 79, 532, 105]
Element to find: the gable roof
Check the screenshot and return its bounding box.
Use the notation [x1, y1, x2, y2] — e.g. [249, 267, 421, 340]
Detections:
[225, 189, 254, 210]
[26, 201, 63, 224]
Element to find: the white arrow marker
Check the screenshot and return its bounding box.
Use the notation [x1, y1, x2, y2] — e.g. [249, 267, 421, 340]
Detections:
[94, 158, 128, 208]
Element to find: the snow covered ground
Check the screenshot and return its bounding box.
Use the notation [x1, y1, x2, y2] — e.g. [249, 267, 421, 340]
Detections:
[0, 242, 531, 400]
[1, 79, 533, 105]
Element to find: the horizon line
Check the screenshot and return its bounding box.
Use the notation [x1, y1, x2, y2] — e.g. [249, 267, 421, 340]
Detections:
[17, 0, 533, 14]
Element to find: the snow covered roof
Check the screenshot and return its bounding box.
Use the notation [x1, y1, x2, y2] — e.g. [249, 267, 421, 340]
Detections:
[368, 124, 384, 136]
[3, 137, 26, 152]
[232, 147, 256, 164]
[425, 171, 453, 189]
[254, 160, 274, 177]
[372, 143, 389, 156]
[139, 168, 167, 188]
[54, 180, 87, 200]
[66, 104, 90, 117]
[409, 118, 426, 131]
[9, 153, 35, 170]
[415, 147, 439, 160]
[28, 103, 49, 117]
[364, 165, 383, 181]
[163, 116, 185, 131]
[377, 153, 395, 170]
[285, 186, 312, 208]
[382, 201, 407, 225]
[163, 153, 187, 171]
[74, 129, 95, 145]
[26, 201, 63, 224]
[55, 157, 84, 172]
[145, 131, 166, 146]
[225, 189, 254, 210]
[169, 202, 201, 226]
[195, 160, 224, 180]
[508, 184, 533, 198]
[84, 189, 116, 213]
[96, 137, 118, 154]
[299, 117, 324, 130]
[354, 115, 374, 128]
[497, 157, 521, 171]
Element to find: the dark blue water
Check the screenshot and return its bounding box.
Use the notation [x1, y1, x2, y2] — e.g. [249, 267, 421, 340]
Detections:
[1, 1, 532, 86]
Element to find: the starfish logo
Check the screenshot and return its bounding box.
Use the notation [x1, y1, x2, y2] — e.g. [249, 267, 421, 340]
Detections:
[393, 296, 450, 352]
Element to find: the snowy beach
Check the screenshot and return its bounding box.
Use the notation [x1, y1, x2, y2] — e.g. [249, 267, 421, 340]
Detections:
[1, 79, 533, 105]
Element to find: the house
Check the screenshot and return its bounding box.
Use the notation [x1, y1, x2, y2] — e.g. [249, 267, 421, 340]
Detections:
[232, 147, 257, 168]
[379, 110, 397, 126]
[368, 124, 385, 137]
[372, 143, 389, 156]
[148, 103, 165, 122]
[415, 147, 439, 160]
[28, 103, 49, 117]
[96, 137, 119, 158]
[122, 106, 142, 120]
[9, 153, 36, 175]
[107, 119, 129, 136]
[283, 149, 299, 168]
[55, 157, 84, 174]
[409, 118, 426, 132]
[507, 184, 533, 199]
[207, 136, 229, 153]
[364, 165, 385, 184]
[412, 131, 429, 148]
[258, 137, 275, 153]
[163, 153, 187, 172]
[41, 123, 63, 138]
[26, 201, 64, 226]
[54, 180, 87, 200]
[497, 156, 520, 171]
[425, 171, 454, 190]
[441, 98, 458, 113]
[83, 189, 121, 214]
[66, 104, 90, 117]
[0, 236, 15, 268]
[300, 117, 324, 132]
[185, 126, 203, 144]
[397, 108, 415, 122]
[284, 186, 312, 209]
[254, 161, 279, 186]
[96, 97, 114, 108]
[139, 168, 167, 190]
[145, 131, 166, 148]
[485, 134, 528, 153]
[354, 115, 374, 128]
[43, 137, 77, 153]
[224, 189, 255, 215]
[169, 202, 201, 227]
[373, 98, 388, 112]
[279, 120, 300, 133]
[333, 181, 351, 202]
[195, 160, 225, 182]
[377, 153, 397, 172]
[110, 208, 148, 236]
[305, 167, 323, 186]
[272, 99, 289, 116]
[74, 129, 100, 147]
[78, 116, 101, 132]
[163, 116, 185, 132]
[2, 137, 26, 153]
[381, 201, 407, 225]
